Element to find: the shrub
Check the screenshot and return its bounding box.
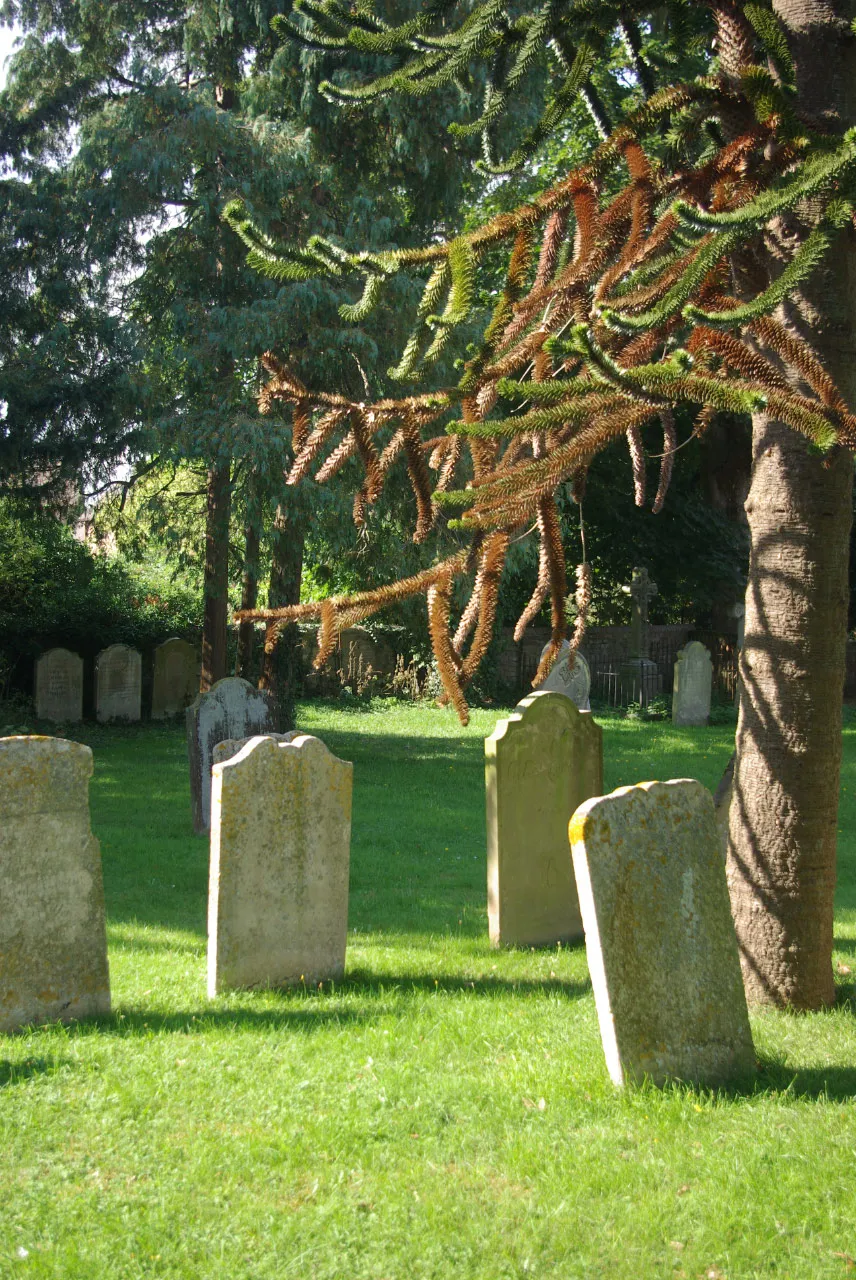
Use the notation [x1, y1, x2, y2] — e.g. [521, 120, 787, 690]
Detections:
[0, 502, 201, 695]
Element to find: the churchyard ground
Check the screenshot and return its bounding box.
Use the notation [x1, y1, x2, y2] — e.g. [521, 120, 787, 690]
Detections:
[1, 701, 855, 1279]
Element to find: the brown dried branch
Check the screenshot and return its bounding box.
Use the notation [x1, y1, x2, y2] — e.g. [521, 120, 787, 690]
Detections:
[750, 314, 848, 411]
[315, 431, 358, 483]
[627, 425, 646, 507]
[569, 562, 592, 659]
[460, 532, 510, 680]
[352, 408, 383, 502]
[288, 409, 350, 485]
[513, 535, 549, 642]
[428, 571, 470, 725]
[652, 409, 677, 515]
[401, 411, 436, 543]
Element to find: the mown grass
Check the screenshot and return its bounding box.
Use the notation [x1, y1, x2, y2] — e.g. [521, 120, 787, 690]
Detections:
[1, 699, 855, 1280]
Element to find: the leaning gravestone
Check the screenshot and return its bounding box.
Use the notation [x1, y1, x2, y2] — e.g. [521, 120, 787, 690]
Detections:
[672, 640, 713, 726]
[0, 736, 111, 1032]
[535, 641, 591, 711]
[151, 638, 199, 719]
[95, 643, 142, 723]
[186, 677, 273, 834]
[34, 648, 83, 722]
[569, 778, 755, 1087]
[208, 734, 353, 995]
[485, 690, 603, 948]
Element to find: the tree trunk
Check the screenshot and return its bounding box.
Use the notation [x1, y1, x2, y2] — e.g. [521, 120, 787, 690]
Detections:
[728, 425, 852, 1008]
[200, 459, 231, 692]
[235, 519, 260, 679]
[727, 0, 856, 1008]
[260, 502, 305, 729]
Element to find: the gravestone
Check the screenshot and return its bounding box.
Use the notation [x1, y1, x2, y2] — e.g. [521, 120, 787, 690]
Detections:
[186, 677, 273, 834]
[152, 638, 198, 719]
[0, 736, 111, 1032]
[212, 730, 301, 767]
[619, 567, 660, 707]
[535, 641, 591, 710]
[34, 648, 83, 722]
[95, 644, 142, 723]
[485, 690, 603, 948]
[672, 640, 713, 726]
[569, 778, 755, 1087]
[208, 734, 353, 995]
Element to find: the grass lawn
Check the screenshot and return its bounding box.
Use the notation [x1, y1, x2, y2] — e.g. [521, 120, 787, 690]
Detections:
[1, 699, 856, 1280]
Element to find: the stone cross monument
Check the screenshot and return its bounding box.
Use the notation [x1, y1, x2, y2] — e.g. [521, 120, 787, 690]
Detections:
[624, 566, 658, 658]
[620, 566, 660, 707]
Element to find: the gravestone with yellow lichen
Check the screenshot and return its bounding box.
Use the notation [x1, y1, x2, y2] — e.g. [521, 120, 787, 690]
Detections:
[569, 779, 754, 1087]
[0, 736, 110, 1032]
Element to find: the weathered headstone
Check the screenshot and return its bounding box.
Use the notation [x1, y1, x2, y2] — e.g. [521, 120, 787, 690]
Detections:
[672, 640, 713, 726]
[0, 736, 111, 1032]
[151, 638, 199, 719]
[619, 566, 660, 707]
[34, 648, 83, 722]
[569, 778, 755, 1087]
[485, 690, 603, 948]
[535, 641, 591, 710]
[208, 734, 353, 995]
[95, 644, 142, 723]
[186, 677, 273, 834]
[212, 730, 301, 767]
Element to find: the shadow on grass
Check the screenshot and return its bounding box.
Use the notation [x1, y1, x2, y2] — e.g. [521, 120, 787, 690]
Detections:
[108, 932, 205, 956]
[337, 968, 591, 1001]
[752, 1059, 856, 1101]
[34, 972, 592, 1042]
[0, 1058, 66, 1087]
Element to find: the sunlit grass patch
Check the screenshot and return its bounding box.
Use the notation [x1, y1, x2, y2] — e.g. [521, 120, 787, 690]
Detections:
[0, 700, 854, 1278]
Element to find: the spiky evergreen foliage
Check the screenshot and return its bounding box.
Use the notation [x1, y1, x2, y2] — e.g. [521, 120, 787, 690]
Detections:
[275, 0, 696, 172]
[233, 0, 856, 724]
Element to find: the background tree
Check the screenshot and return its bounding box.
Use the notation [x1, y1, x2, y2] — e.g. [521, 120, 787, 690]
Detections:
[1, 0, 476, 713]
[0, 140, 137, 503]
[229, 0, 856, 1011]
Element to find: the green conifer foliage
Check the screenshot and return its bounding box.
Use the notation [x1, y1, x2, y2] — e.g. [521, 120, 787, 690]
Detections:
[1, 0, 475, 690]
[232, 1, 856, 723]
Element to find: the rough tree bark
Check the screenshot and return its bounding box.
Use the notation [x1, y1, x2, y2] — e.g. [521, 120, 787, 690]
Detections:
[260, 501, 305, 729]
[727, 0, 856, 1008]
[199, 459, 231, 692]
[199, 80, 238, 694]
[235, 519, 260, 679]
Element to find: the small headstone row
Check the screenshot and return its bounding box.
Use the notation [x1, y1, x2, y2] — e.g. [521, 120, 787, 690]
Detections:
[533, 634, 715, 726]
[34, 639, 199, 723]
[1, 729, 353, 1031]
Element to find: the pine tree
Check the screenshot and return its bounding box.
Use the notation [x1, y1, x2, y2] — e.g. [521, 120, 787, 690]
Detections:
[0, 147, 137, 502]
[230, 0, 856, 1010]
[1, 0, 474, 702]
